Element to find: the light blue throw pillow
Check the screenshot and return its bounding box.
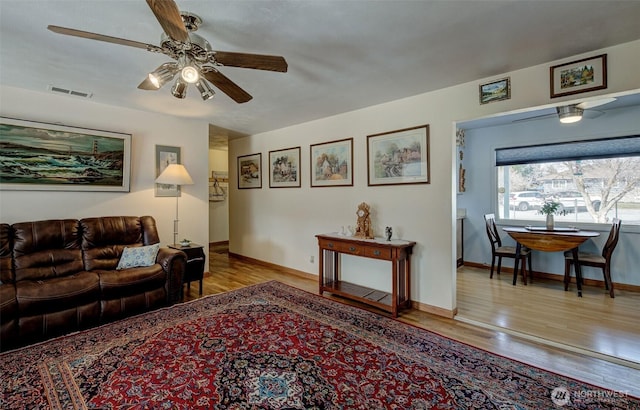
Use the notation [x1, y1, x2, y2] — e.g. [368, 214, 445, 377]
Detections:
[116, 243, 160, 270]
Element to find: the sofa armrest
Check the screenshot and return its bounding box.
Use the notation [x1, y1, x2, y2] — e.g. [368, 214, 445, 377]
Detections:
[156, 247, 187, 304]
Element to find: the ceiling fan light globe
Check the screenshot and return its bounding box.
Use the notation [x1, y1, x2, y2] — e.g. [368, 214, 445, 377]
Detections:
[195, 80, 215, 100]
[559, 115, 582, 124]
[557, 105, 583, 124]
[171, 78, 188, 99]
[148, 63, 178, 89]
[181, 66, 200, 83]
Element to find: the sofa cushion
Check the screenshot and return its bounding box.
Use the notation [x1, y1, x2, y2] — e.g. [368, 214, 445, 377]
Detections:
[0, 284, 18, 346]
[16, 271, 100, 316]
[0, 224, 12, 284]
[81, 216, 148, 271]
[98, 265, 166, 299]
[12, 220, 83, 282]
[116, 244, 160, 270]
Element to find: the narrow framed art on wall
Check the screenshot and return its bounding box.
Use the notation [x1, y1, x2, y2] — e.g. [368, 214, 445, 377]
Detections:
[155, 145, 181, 197]
[238, 153, 262, 189]
[0, 117, 131, 192]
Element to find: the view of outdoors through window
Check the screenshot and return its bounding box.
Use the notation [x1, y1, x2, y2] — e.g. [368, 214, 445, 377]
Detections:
[498, 157, 640, 225]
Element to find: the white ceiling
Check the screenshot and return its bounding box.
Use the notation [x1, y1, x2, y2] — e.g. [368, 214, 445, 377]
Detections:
[2, 0, 640, 142]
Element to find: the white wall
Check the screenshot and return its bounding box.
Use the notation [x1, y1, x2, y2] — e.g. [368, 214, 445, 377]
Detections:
[459, 104, 640, 285]
[0, 85, 210, 257]
[228, 40, 640, 315]
[209, 148, 229, 243]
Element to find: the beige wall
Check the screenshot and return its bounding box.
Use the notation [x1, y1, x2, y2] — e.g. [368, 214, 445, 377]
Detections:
[228, 40, 640, 315]
[0, 85, 210, 256]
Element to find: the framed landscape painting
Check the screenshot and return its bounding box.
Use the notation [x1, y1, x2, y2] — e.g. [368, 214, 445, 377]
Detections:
[550, 54, 607, 98]
[269, 146, 301, 188]
[0, 117, 131, 192]
[238, 153, 262, 189]
[367, 125, 430, 186]
[310, 138, 353, 187]
[479, 77, 511, 104]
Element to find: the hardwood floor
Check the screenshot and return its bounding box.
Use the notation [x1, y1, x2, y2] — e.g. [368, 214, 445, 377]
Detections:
[185, 246, 640, 397]
[457, 266, 640, 368]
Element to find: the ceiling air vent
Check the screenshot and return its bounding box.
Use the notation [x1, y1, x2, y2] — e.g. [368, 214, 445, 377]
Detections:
[48, 85, 93, 99]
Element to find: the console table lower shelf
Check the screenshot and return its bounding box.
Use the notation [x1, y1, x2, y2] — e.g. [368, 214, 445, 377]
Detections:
[316, 233, 416, 318]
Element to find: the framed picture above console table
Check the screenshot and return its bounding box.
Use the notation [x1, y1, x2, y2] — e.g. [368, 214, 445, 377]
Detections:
[316, 233, 416, 317]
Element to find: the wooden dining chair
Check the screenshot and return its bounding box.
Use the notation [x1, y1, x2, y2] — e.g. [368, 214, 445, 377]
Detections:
[564, 218, 621, 298]
[483, 213, 532, 284]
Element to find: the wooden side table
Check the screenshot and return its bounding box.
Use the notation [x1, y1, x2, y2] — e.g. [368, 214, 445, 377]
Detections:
[316, 233, 416, 317]
[169, 243, 206, 299]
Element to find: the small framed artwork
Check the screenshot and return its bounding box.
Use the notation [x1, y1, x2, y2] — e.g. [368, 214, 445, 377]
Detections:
[479, 77, 511, 104]
[155, 145, 181, 197]
[310, 138, 353, 187]
[550, 54, 607, 98]
[367, 125, 430, 186]
[269, 146, 301, 188]
[0, 117, 131, 192]
[238, 153, 262, 189]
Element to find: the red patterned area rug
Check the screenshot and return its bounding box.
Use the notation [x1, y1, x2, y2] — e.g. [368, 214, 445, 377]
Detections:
[1, 281, 637, 409]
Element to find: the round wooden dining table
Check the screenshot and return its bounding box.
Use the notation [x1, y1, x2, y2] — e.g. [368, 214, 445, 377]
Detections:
[502, 226, 600, 297]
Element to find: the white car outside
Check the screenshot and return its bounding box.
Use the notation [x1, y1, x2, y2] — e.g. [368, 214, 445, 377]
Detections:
[548, 191, 602, 213]
[508, 191, 546, 211]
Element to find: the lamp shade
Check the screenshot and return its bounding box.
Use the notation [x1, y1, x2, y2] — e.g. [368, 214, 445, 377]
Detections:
[155, 164, 194, 185]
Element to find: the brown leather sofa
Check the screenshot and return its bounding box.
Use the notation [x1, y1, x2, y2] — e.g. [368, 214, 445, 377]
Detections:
[0, 216, 186, 351]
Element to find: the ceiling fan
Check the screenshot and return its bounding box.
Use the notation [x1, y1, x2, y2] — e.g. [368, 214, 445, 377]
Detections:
[47, 0, 287, 103]
[513, 97, 617, 124]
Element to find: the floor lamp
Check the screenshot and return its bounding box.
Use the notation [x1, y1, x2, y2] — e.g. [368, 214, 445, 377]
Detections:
[155, 163, 194, 246]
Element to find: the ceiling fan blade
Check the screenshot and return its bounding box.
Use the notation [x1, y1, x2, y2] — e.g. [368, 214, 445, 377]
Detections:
[138, 76, 158, 90]
[511, 113, 556, 123]
[48, 25, 154, 50]
[202, 69, 253, 103]
[146, 0, 189, 43]
[214, 52, 288, 72]
[576, 97, 616, 110]
[583, 109, 605, 119]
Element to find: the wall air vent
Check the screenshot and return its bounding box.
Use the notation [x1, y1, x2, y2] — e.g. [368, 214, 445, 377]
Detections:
[48, 85, 93, 99]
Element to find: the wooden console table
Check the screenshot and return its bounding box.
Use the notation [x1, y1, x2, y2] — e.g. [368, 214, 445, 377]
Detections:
[316, 233, 416, 317]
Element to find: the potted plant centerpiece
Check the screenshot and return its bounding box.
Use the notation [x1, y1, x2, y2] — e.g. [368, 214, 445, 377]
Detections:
[539, 200, 566, 230]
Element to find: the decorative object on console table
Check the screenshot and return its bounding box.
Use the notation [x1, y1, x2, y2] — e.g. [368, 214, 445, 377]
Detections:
[316, 233, 416, 317]
[155, 163, 194, 246]
[385, 226, 392, 241]
[354, 202, 374, 239]
[169, 243, 205, 298]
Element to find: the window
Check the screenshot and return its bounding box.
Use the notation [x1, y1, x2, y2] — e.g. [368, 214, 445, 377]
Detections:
[496, 136, 640, 225]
